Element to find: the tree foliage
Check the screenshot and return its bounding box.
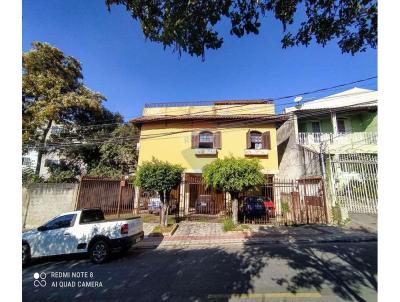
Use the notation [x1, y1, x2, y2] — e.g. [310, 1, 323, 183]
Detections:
[22, 168, 45, 186]
[135, 158, 184, 225]
[202, 156, 265, 224]
[135, 158, 184, 194]
[106, 0, 377, 58]
[86, 124, 139, 178]
[23, 42, 108, 173]
[46, 123, 138, 181]
[202, 157, 265, 193]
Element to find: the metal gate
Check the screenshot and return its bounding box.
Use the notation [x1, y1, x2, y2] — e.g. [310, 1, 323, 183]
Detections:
[239, 177, 328, 225]
[76, 176, 135, 217]
[327, 154, 378, 214]
[181, 174, 226, 221]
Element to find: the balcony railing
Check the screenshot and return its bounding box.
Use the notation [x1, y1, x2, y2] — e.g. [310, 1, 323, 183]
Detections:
[298, 132, 377, 150]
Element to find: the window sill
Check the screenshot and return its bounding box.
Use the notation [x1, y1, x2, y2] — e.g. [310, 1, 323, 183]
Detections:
[244, 149, 269, 156]
[194, 148, 218, 155]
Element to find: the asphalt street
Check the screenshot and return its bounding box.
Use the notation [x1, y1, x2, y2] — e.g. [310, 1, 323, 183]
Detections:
[22, 241, 377, 302]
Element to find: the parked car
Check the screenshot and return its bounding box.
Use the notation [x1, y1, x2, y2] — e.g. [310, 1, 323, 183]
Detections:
[148, 197, 178, 214]
[195, 195, 216, 214]
[263, 198, 276, 218]
[22, 208, 144, 265]
[239, 196, 268, 221]
[148, 197, 161, 214]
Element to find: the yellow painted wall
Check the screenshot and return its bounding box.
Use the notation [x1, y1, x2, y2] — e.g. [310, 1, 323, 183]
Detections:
[137, 120, 279, 174]
[143, 103, 275, 116]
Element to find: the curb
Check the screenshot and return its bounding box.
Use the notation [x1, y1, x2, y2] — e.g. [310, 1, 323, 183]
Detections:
[137, 235, 377, 249]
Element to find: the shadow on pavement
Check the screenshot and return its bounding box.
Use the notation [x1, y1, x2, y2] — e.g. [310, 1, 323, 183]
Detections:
[23, 236, 377, 302]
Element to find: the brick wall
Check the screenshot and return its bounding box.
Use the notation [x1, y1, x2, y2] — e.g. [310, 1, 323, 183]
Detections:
[23, 183, 79, 229]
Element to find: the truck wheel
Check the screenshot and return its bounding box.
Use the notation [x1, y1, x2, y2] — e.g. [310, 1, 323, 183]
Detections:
[89, 240, 110, 264]
[22, 243, 30, 266]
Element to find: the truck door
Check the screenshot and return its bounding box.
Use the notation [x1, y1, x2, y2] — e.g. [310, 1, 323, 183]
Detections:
[33, 214, 78, 257]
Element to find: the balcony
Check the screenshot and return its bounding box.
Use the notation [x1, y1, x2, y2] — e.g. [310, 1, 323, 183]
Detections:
[298, 132, 377, 153]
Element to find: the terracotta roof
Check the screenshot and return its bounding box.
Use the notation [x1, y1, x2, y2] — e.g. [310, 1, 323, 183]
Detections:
[129, 114, 288, 125]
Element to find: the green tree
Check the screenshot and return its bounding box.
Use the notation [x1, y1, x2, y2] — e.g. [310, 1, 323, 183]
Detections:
[23, 42, 106, 175]
[202, 157, 265, 225]
[135, 158, 184, 226]
[106, 0, 377, 58]
[87, 124, 139, 178]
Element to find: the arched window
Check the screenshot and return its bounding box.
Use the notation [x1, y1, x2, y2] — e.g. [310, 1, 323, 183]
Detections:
[199, 131, 214, 148]
[250, 131, 262, 149]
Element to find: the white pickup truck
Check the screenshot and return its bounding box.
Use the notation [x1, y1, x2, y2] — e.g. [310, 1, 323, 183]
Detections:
[22, 209, 144, 265]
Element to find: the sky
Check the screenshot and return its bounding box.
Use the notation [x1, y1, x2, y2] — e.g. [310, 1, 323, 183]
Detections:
[23, 0, 377, 120]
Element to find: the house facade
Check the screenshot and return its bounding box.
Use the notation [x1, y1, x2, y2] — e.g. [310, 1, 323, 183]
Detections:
[130, 100, 287, 215]
[277, 87, 378, 215]
[277, 87, 377, 179]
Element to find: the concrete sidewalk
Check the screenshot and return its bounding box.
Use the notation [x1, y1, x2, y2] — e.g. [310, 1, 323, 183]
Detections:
[139, 221, 377, 249]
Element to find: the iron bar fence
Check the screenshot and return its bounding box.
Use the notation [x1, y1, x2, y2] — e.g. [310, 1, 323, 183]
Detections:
[327, 153, 378, 214]
[75, 175, 328, 225]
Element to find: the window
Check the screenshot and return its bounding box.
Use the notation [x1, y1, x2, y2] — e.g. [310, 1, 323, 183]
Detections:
[198, 131, 214, 148]
[79, 209, 105, 224]
[246, 131, 271, 151]
[249, 131, 262, 149]
[44, 159, 59, 167]
[337, 119, 346, 133]
[311, 121, 321, 133]
[22, 157, 31, 166]
[51, 126, 63, 135]
[311, 121, 321, 143]
[41, 214, 76, 231]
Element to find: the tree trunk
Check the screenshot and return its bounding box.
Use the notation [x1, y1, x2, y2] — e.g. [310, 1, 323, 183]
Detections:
[231, 192, 239, 225]
[35, 120, 53, 175]
[159, 190, 170, 227]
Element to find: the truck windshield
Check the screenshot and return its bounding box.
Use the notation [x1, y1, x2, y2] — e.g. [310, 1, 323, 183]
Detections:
[80, 209, 105, 224]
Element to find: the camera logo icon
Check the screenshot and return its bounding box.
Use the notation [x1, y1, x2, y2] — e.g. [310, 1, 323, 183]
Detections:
[33, 272, 46, 287]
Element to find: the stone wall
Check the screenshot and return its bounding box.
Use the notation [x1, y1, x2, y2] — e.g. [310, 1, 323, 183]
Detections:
[23, 183, 79, 229]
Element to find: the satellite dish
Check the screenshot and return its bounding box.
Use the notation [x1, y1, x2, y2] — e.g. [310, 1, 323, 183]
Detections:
[294, 96, 303, 103]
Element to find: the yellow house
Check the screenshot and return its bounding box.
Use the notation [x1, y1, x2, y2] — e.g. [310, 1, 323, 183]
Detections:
[130, 99, 287, 215]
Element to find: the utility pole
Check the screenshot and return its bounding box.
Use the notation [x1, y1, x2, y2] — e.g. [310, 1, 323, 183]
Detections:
[319, 142, 326, 178]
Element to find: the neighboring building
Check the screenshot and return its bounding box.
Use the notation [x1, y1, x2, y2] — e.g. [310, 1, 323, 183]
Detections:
[277, 87, 377, 179]
[130, 99, 287, 215]
[22, 124, 63, 179]
[277, 87, 378, 215]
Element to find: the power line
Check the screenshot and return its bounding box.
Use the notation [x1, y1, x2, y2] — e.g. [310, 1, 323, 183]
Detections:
[22, 75, 377, 132]
[24, 87, 377, 142]
[26, 100, 377, 150]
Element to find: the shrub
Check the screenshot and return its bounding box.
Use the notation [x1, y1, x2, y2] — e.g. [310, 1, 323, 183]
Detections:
[223, 218, 236, 232]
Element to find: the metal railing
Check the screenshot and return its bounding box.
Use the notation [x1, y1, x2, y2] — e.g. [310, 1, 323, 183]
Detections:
[298, 132, 377, 147]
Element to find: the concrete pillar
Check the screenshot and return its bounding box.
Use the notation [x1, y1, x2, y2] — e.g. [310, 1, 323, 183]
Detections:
[179, 175, 186, 217]
[133, 186, 140, 214]
[184, 183, 190, 215]
[331, 111, 338, 135]
[293, 113, 299, 143]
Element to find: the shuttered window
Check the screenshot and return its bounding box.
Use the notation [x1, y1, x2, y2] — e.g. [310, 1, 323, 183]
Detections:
[213, 131, 221, 149]
[247, 131, 271, 150]
[198, 131, 214, 148]
[192, 131, 222, 149]
[262, 131, 271, 149]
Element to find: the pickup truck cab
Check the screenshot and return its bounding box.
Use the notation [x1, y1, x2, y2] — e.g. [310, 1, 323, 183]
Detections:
[22, 209, 144, 265]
